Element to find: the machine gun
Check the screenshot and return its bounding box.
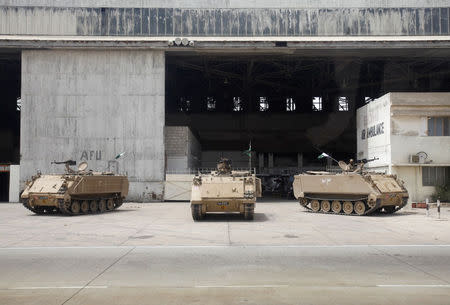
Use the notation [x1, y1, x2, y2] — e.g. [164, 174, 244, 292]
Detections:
[351, 157, 379, 173]
[357, 157, 379, 164]
[51, 160, 88, 174]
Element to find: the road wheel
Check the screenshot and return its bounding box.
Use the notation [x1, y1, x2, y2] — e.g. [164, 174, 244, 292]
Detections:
[299, 198, 308, 207]
[354, 201, 366, 215]
[310, 200, 320, 212]
[244, 205, 254, 220]
[80, 200, 90, 214]
[98, 199, 107, 213]
[89, 200, 98, 213]
[331, 201, 342, 214]
[106, 199, 115, 211]
[191, 205, 204, 221]
[384, 206, 396, 214]
[71, 200, 80, 215]
[321, 200, 331, 212]
[343, 201, 353, 215]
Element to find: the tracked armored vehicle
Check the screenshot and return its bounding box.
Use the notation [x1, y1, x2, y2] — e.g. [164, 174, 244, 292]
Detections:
[21, 160, 129, 215]
[190, 159, 262, 221]
[293, 159, 409, 216]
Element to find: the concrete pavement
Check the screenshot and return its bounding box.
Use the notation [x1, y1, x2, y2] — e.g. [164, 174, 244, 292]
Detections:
[0, 201, 449, 247]
[0, 201, 449, 304]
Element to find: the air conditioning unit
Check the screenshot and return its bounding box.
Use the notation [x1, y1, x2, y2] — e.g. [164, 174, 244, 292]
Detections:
[409, 154, 420, 163]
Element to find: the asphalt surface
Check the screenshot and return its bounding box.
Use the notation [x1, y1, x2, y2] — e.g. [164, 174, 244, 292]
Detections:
[1, 245, 449, 305]
[0, 202, 449, 304]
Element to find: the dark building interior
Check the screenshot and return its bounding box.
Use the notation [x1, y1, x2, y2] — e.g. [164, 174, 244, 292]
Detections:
[0, 51, 20, 201]
[166, 49, 450, 168]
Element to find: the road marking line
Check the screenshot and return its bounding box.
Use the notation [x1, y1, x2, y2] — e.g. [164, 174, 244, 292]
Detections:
[195, 285, 289, 288]
[1, 244, 450, 250]
[377, 285, 450, 288]
[8, 286, 108, 290]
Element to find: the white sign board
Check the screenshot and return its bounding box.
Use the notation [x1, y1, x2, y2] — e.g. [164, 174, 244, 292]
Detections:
[356, 94, 391, 168]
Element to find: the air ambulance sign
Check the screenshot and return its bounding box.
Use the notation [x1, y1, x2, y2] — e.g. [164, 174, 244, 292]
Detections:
[361, 122, 384, 140]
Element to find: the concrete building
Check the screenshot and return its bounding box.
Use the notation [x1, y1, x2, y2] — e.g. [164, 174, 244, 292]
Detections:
[357, 92, 450, 203]
[0, 1, 450, 201]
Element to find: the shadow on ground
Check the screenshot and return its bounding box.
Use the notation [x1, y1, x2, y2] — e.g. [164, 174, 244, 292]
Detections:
[27, 208, 137, 217]
[198, 213, 269, 222]
[299, 209, 418, 217]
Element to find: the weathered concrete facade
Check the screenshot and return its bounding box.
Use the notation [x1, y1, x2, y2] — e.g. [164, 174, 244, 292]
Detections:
[165, 126, 201, 171]
[1, 1, 450, 37]
[21, 50, 165, 201]
[1, 0, 449, 202]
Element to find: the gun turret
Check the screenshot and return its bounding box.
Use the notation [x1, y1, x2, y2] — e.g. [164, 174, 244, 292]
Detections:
[51, 160, 77, 173]
[217, 158, 232, 175]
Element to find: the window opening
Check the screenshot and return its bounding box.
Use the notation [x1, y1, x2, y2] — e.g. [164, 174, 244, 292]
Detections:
[233, 97, 242, 112]
[312, 97, 322, 111]
[286, 97, 296, 111]
[428, 117, 450, 136]
[259, 97, 269, 112]
[338, 96, 349, 111]
[206, 97, 216, 111]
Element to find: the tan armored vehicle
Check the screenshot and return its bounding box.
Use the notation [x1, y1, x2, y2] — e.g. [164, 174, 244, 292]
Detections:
[293, 159, 409, 215]
[21, 160, 129, 215]
[190, 159, 262, 220]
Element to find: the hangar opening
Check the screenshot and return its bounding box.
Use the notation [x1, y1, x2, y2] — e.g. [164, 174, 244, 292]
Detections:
[165, 51, 450, 196]
[0, 51, 20, 202]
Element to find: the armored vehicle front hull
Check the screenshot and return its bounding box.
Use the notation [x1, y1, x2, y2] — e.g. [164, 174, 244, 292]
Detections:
[190, 172, 261, 220]
[21, 174, 129, 215]
[293, 173, 408, 216]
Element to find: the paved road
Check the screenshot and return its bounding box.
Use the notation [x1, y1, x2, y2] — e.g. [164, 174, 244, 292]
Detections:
[1, 245, 449, 305]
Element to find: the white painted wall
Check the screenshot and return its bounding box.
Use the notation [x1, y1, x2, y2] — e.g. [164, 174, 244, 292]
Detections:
[391, 166, 435, 203]
[357, 92, 450, 203]
[356, 93, 391, 168]
[21, 50, 165, 201]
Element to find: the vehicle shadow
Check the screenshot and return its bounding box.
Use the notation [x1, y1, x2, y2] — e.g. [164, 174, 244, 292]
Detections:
[299, 209, 418, 217]
[200, 213, 269, 222]
[28, 208, 137, 217]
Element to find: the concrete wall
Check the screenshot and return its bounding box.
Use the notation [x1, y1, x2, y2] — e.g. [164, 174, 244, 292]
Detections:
[392, 166, 435, 203]
[389, 93, 450, 165]
[356, 94, 391, 168]
[2, 1, 448, 9]
[20, 50, 165, 202]
[357, 92, 450, 203]
[1, 4, 449, 36]
[165, 126, 201, 171]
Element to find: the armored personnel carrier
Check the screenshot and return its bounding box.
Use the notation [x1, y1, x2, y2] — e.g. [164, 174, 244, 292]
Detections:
[21, 160, 129, 215]
[293, 159, 409, 216]
[190, 158, 262, 220]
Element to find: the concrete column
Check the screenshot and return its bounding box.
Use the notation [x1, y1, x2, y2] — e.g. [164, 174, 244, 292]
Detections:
[297, 153, 303, 169]
[21, 50, 165, 202]
[268, 153, 274, 168]
[258, 153, 264, 169]
[9, 165, 20, 203]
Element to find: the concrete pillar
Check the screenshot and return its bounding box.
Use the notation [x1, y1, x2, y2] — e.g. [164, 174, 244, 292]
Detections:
[9, 165, 20, 203]
[21, 50, 165, 202]
[297, 153, 303, 169]
[268, 153, 274, 168]
[258, 153, 264, 169]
